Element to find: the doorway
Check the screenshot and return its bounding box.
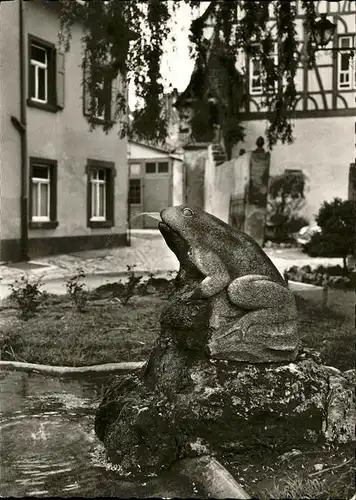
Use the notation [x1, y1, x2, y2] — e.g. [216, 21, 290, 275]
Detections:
[128, 159, 172, 229]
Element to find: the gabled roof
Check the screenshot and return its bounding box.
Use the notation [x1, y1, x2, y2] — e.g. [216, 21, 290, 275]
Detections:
[129, 139, 172, 154]
[129, 139, 182, 158]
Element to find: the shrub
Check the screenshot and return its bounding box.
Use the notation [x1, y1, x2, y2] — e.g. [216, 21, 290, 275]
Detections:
[65, 267, 87, 312]
[267, 171, 308, 243]
[304, 198, 355, 270]
[8, 275, 47, 320]
[0, 331, 24, 360]
[120, 265, 142, 304]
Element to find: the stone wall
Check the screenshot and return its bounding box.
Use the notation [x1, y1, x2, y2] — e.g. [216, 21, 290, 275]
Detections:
[183, 144, 210, 207]
[244, 143, 271, 246]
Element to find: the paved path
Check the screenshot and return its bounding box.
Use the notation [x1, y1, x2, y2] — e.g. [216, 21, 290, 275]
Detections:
[0, 230, 344, 300]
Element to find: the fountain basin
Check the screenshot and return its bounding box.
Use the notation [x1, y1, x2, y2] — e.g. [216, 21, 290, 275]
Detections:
[0, 369, 249, 498]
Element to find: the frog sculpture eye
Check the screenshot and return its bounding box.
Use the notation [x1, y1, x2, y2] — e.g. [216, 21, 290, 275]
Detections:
[182, 207, 194, 217]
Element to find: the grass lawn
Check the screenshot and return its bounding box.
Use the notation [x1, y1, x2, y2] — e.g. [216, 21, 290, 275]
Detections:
[0, 282, 354, 371]
[0, 292, 164, 366]
[296, 293, 354, 371]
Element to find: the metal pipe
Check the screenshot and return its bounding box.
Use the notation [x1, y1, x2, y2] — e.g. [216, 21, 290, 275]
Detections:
[19, 0, 29, 261]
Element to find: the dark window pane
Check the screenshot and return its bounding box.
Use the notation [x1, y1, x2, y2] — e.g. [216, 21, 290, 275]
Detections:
[97, 98, 105, 118]
[253, 58, 261, 75]
[32, 165, 49, 179]
[38, 67, 46, 101]
[158, 162, 169, 173]
[98, 169, 106, 181]
[145, 163, 156, 174]
[129, 179, 141, 204]
[340, 37, 350, 49]
[340, 53, 350, 71]
[31, 44, 47, 64]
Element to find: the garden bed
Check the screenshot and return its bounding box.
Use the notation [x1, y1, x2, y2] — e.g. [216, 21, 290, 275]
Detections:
[285, 264, 356, 290]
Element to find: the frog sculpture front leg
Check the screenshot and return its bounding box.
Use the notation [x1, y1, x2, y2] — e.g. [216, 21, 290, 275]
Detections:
[180, 248, 231, 301]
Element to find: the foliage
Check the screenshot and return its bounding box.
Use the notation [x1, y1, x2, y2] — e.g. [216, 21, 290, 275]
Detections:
[189, 99, 216, 143]
[304, 198, 355, 270]
[187, 17, 246, 157]
[8, 275, 47, 320]
[120, 265, 142, 305]
[262, 475, 327, 499]
[267, 170, 308, 242]
[58, 0, 319, 149]
[0, 331, 24, 361]
[65, 267, 87, 312]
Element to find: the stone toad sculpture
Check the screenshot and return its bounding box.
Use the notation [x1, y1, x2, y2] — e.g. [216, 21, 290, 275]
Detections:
[159, 204, 299, 363]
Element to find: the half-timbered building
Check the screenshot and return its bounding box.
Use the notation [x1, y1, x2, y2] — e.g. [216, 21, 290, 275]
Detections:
[180, 0, 356, 224]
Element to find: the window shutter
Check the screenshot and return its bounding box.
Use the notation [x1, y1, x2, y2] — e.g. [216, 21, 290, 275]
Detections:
[110, 78, 118, 121]
[56, 51, 65, 109]
[50, 163, 58, 222]
[83, 60, 91, 116]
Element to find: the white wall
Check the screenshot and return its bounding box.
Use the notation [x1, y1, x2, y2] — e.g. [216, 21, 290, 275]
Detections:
[172, 157, 184, 205]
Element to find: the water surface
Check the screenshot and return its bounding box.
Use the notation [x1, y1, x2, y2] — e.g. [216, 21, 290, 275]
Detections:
[0, 371, 204, 498]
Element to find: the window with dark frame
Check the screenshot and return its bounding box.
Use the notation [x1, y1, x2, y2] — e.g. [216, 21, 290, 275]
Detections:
[30, 44, 48, 103]
[337, 35, 356, 90]
[86, 160, 115, 228]
[129, 179, 141, 204]
[90, 168, 107, 220]
[28, 35, 64, 112]
[144, 161, 170, 174]
[145, 162, 156, 174]
[29, 157, 58, 229]
[31, 165, 50, 220]
[158, 162, 169, 173]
